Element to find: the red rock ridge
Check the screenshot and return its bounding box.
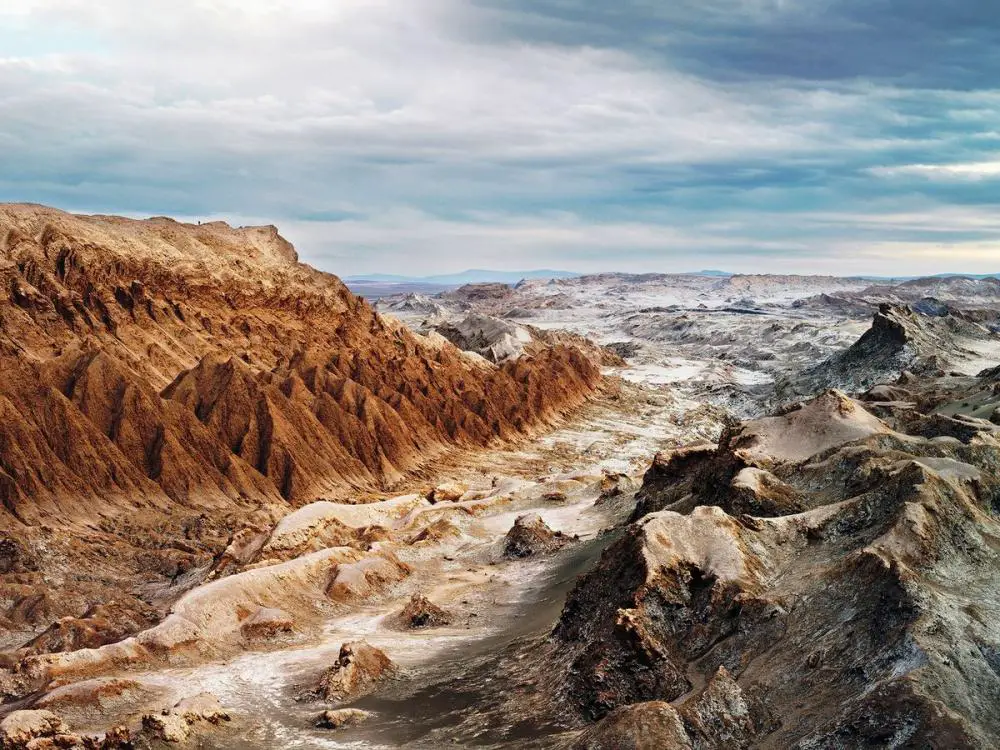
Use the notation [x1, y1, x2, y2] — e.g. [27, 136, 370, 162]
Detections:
[0, 204, 600, 527]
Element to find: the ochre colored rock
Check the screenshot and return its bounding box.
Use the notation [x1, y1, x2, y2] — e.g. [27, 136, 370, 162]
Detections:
[426, 482, 467, 504]
[239, 607, 295, 640]
[315, 709, 372, 730]
[389, 594, 452, 630]
[141, 693, 231, 743]
[0, 711, 68, 749]
[318, 642, 396, 703]
[571, 702, 691, 750]
[0, 204, 599, 644]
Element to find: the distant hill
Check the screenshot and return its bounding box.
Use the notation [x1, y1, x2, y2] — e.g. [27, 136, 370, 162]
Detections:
[343, 269, 579, 285]
[849, 273, 1000, 282]
[928, 273, 999, 279]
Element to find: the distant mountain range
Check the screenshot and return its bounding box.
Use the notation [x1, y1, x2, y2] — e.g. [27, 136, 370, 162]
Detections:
[342, 269, 579, 285]
[344, 268, 1000, 287]
[928, 273, 1000, 280]
[851, 273, 1000, 282]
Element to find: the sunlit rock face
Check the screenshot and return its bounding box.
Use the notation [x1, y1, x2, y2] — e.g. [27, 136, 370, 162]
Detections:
[550, 388, 1000, 748]
[0, 203, 600, 652]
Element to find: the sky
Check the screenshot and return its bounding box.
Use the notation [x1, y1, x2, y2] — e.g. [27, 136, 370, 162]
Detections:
[2, 0, 1000, 277]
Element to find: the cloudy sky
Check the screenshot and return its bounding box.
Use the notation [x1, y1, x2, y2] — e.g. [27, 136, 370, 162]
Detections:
[2, 1, 1000, 276]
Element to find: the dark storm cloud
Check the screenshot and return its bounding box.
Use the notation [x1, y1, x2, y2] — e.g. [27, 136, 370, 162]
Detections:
[472, 1, 1000, 88]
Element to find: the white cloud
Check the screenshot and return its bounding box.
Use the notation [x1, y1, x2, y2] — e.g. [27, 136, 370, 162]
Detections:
[870, 160, 1000, 180]
[0, 0, 876, 187]
[2, 1, 1000, 275]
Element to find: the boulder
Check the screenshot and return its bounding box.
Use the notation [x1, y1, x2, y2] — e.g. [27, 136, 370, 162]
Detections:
[595, 471, 635, 504]
[427, 482, 467, 504]
[408, 519, 461, 545]
[325, 552, 412, 604]
[315, 709, 372, 730]
[141, 712, 190, 744]
[172, 693, 231, 725]
[94, 726, 131, 749]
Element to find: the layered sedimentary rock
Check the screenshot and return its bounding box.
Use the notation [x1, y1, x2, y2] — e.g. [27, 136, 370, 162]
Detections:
[552, 386, 1000, 748]
[0, 204, 599, 644]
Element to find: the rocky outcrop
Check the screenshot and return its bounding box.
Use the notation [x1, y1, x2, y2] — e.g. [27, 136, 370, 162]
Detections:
[595, 471, 639, 505]
[12, 547, 400, 695]
[239, 607, 295, 641]
[0, 708, 128, 750]
[570, 701, 691, 749]
[388, 594, 453, 630]
[551, 385, 1000, 747]
[570, 668, 775, 750]
[427, 312, 622, 367]
[502, 514, 572, 558]
[141, 693, 231, 743]
[442, 282, 515, 305]
[0, 204, 600, 646]
[17, 603, 157, 657]
[0, 711, 69, 750]
[787, 304, 997, 397]
[316, 642, 396, 703]
[631, 391, 890, 521]
[427, 482, 468, 504]
[432, 313, 534, 363]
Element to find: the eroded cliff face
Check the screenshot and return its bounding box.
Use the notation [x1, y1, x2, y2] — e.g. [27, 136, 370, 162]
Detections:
[551, 388, 1000, 748]
[0, 204, 599, 642]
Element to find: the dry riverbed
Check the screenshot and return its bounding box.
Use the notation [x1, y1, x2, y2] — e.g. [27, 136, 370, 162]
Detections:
[6, 378, 722, 748]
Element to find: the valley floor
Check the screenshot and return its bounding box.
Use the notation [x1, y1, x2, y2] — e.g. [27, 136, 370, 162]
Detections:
[7, 265, 1000, 749]
[8, 377, 710, 748]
